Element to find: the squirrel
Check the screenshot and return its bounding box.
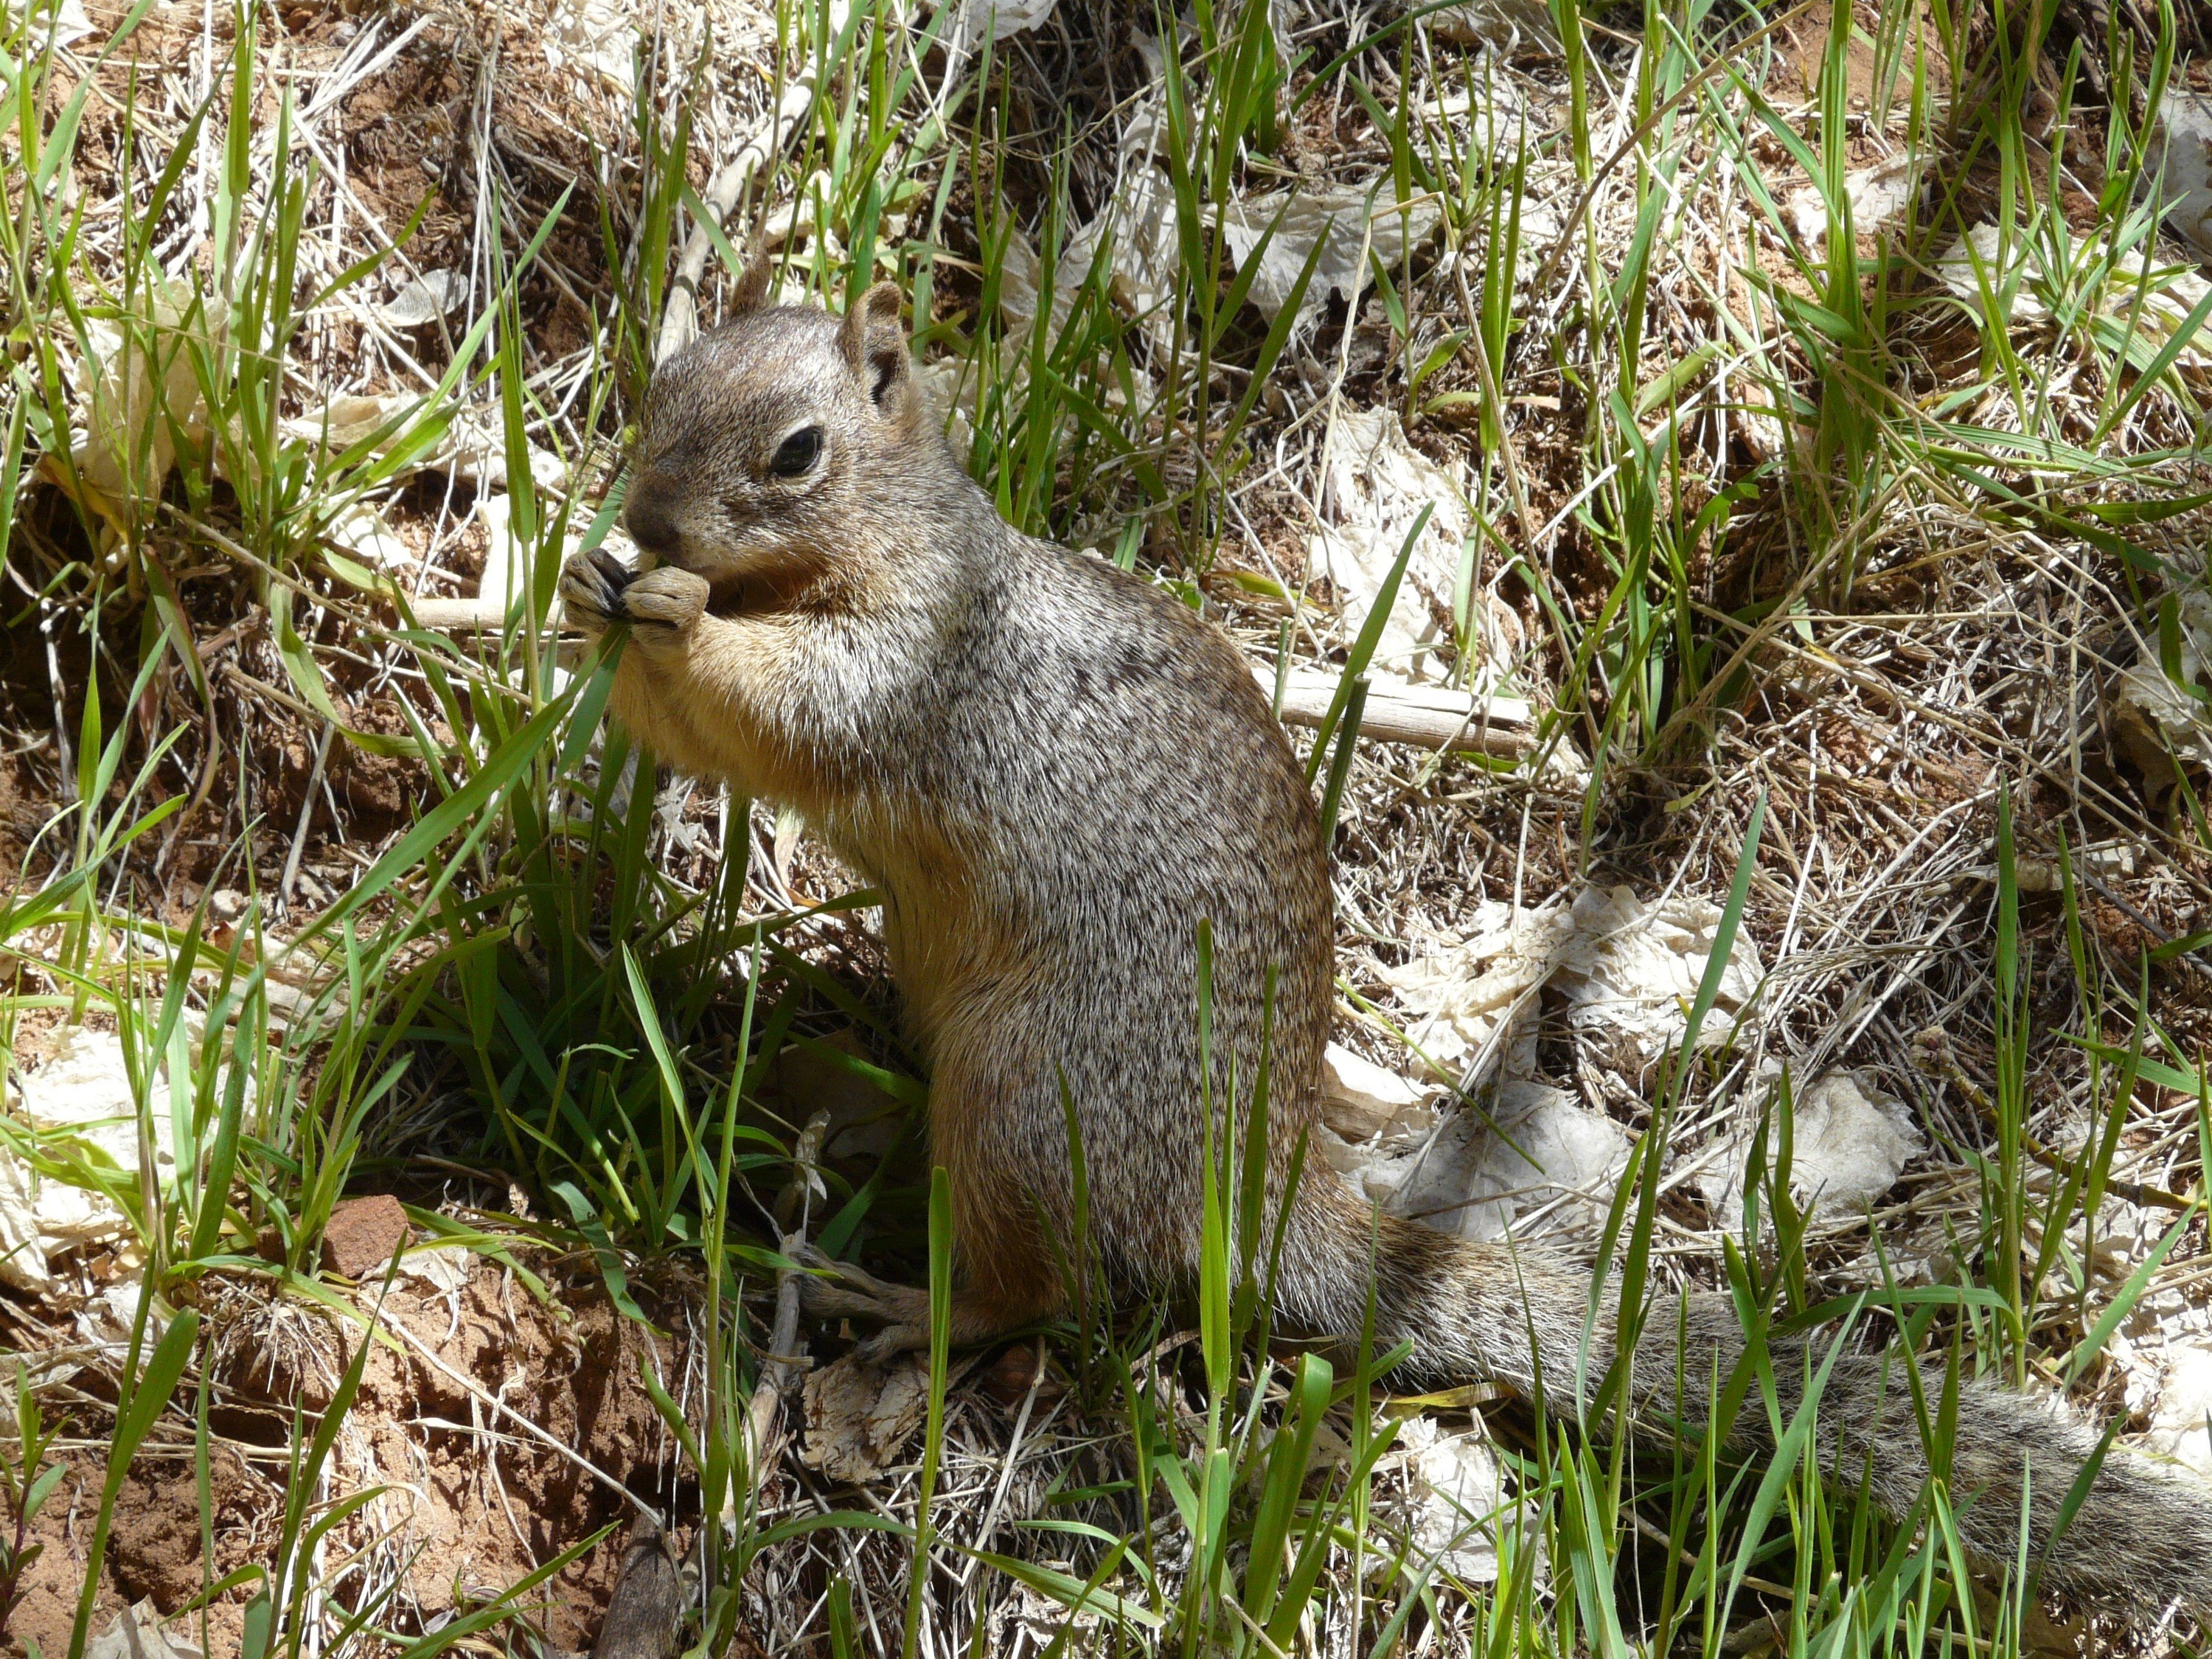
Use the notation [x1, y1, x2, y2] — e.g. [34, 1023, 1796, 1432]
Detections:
[557, 260, 2212, 1615]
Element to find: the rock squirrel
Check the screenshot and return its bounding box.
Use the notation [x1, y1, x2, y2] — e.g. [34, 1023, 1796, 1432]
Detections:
[558, 261, 2212, 1613]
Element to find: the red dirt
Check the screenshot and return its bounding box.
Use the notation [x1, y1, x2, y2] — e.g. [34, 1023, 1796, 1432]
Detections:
[6, 1253, 693, 1657]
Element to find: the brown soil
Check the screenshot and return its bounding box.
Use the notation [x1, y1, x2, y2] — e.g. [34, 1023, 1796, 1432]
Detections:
[5, 1253, 693, 1658]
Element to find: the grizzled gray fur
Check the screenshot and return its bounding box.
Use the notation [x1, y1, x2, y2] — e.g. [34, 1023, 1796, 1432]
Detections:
[559, 267, 2212, 1615]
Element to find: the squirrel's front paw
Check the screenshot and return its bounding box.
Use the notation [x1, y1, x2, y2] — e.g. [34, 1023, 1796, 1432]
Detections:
[622, 566, 711, 634]
[558, 547, 636, 633]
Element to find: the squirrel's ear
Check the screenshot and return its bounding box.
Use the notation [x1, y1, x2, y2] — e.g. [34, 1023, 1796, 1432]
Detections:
[839, 281, 910, 407]
[731, 234, 774, 312]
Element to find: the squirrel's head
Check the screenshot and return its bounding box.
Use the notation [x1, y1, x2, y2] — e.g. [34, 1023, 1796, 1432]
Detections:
[622, 264, 946, 597]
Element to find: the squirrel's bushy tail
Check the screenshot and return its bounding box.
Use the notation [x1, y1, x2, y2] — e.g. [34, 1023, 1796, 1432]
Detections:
[1270, 1183, 2212, 1613]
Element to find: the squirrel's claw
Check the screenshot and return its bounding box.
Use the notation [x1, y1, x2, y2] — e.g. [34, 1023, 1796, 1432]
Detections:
[795, 1244, 931, 1354]
[557, 552, 703, 639]
[557, 549, 631, 632]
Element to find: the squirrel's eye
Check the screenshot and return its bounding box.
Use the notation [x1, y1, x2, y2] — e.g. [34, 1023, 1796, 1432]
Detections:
[770, 427, 824, 477]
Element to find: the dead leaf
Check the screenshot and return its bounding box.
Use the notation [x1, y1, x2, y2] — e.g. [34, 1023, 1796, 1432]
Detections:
[2149, 91, 2212, 268]
[87, 1600, 205, 1659]
[1321, 1043, 1433, 1143]
[1371, 1414, 1539, 1585]
[2110, 589, 2212, 800]
[377, 270, 469, 330]
[1068, 99, 1183, 357]
[1380, 1076, 1632, 1241]
[945, 0, 1058, 50]
[1222, 184, 1444, 334]
[1549, 884, 1767, 1062]
[800, 1349, 932, 1483]
[543, 0, 639, 94]
[1939, 222, 2212, 364]
[2140, 1343, 2212, 1479]
[1380, 900, 1566, 1074]
[1698, 1069, 1924, 1226]
[1783, 155, 1921, 248]
[38, 279, 212, 537]
[2, 1026, 184, 1290]
[1310, 406, 1470, 684]
[324, 501, 413, 571]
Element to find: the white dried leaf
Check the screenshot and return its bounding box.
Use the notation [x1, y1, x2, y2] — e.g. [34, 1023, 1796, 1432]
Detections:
[1069, 119, 1182, 357]
[2139, 1343, 2212, 1480]
[1380, 900, 1567, 1073]
[947, 0, 1057, 46]
[1310, 406, 1469, 684]
[1381, 884, 1763, 1075]
[1, 1026, 180, 1290]
[1374, 1416, 1537, 1585]
[1221, 185, 1444, 333]
[1699, 1069, 1923, 1225]
[296, 392, 406, 449]
[995, 226, 1092, 357]
[38, 279, 212, 535]
[1321, 1043, 1432, 1144]
[440, 413, 569, 495]
[2112, 661, 2212, 791]
[1939, 221, 2212, 358]
[1551, 883, 1766, 1060]
[1429, 0, 1559, 52]
[1784, 155, 1922, 248]
[472, 493, 524, 616]
[2110, 589, 2212, 796]
[543, 0, 637, 93]
[44, 0, 97, 44]
[326, 502, 412, 571]
[1357, 884, 1765, 1241]
[397, 1243, 473, 1295]
[914, 358, 978, 467]
[87, 1601, 204, 1659]
[1386, 1077, 1631, 1241]
[92, 1272, 170, 1345]
[2147, 91, 2212, 265]
[377, 269, 468, 330]
[473, 494, 594, 615]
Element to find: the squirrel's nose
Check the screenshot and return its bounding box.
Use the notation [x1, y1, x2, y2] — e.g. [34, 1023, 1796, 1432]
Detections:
[625, 483, 681, 563]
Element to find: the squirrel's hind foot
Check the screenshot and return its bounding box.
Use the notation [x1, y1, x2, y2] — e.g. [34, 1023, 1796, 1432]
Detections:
[796, 1245, 932, 1360]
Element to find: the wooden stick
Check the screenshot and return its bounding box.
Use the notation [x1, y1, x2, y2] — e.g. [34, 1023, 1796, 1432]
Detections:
[1260, 663, 1540, 758]
[729, 1110, 831, 1525]
[658, 81, 818, 364]
[404, 596, 515, 632]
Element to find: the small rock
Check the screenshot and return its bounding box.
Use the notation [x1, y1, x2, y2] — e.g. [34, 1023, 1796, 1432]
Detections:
[980, 1340, 1054, 1407]
[319, 1194, 412, 1280]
